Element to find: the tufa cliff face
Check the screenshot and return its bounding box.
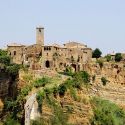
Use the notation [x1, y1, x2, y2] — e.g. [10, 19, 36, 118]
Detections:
[82, 61, 125, 108]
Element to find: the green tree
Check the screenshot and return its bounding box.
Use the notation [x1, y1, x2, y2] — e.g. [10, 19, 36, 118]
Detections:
[92, 48, 102, 58]
[115, 53, 122, 62]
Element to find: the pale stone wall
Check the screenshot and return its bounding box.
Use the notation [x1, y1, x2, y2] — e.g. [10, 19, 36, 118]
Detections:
[7, 45, 25, 64]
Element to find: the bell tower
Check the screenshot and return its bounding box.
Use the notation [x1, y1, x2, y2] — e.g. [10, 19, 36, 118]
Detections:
[36, 26, 44, 46]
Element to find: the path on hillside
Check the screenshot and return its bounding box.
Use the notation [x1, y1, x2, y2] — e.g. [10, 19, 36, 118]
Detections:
[25, 93, 37, 125]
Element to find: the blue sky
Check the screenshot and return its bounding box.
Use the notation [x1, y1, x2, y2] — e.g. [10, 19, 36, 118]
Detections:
[0, 0, 125, 55]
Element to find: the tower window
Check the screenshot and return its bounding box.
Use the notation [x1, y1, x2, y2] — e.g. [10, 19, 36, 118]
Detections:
[39, 29, 41, 32]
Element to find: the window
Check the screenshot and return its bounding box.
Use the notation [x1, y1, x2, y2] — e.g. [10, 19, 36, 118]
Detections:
[44, 47, 47, 50]
[49, 47, 51, 50]
[14, 51, 16, 55]
[39, 29, 41, 32]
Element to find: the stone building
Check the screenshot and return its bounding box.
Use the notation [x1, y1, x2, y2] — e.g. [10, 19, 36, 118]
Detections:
[7, 26, 92, 71]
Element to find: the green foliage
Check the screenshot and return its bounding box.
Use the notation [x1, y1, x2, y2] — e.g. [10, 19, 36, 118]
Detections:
[91, 97, 125, 125]
[64, 66, 73, 76]
[6, 64, 20, 76]
[0, 55, 10, 65]
[92, 48, 102, 58]
[63, 71, 90, 90]
[0, 49, 10, 65]
[36, 90, 45, 113]
[73, 71, 90, 86]
[4, 115, 20, 125]
[4, 99, 17, 111]
[96, 59, 104, 68]
[34, 77, 50, 88]
[20, 85, 32, 96]
[52, 86, 58, 97]
[69, 87, 78, 101]
[0, 49, 7, 56]
[58, 84, 67, 96]
[101, 77, 108, 86]
[105, 55, 112, 62]
[115, 53, 122, 62]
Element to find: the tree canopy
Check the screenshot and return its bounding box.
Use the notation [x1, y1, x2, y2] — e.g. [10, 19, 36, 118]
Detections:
[92, 48, 102, 58]
[115, 53, 122, 62]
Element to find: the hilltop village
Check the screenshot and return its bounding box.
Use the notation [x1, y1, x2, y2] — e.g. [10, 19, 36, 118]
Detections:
[7, 26, 92, 72]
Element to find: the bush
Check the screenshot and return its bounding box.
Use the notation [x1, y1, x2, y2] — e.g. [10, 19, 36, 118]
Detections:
[36, 91, 45, 113]
[92, 48, 102, 58]
[21, 85, 32, 96]
[91, 97, 125, 125]
[34, 77, 49, 88]
[4, 116, 20, 125]
[6, 64, 20, 76]
[105, 55, 111, 62]
[52, 86, 58, 98]
[115, 53, 122, 62]
[73, 71, 90, 85]
[101, 77, 108, 86]
[0, 55, 10, 65]
[0, 49, 7, 56]
[58, 84, 67, 96]
[64, 66, 73, 76]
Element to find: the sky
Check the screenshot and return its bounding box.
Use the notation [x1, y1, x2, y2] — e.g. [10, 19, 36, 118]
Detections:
[0, 0, 125, 55]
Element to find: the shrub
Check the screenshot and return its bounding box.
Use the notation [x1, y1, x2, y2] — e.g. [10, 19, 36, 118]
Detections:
[80, 71, 90, 84]
[105, 55, 111, 62]
[6, 64, 20, 76]
[52, 86, 58, 98]
[91, 97, 125, 125]
[34, 77, 49, 88]
[4, 115, 20, 125]
[64, 66, 73, 76]
[0, 49, 7, 56]
[92, 48, 102, 58]
[101, 77, 108, 86]
[20, 85, 32, 96]
[115, 53, 122, 62]
[58, 84, 67, 96]
[0, 55, 10, 65]
[36, 91, 45, 113]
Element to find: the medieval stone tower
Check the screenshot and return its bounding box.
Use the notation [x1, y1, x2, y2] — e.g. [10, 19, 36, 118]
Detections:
[36, 26, 44, 46]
